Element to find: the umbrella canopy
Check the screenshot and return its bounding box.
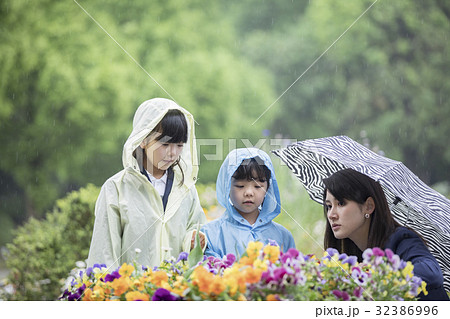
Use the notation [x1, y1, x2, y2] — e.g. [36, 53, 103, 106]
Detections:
[273, 135, 450, 291]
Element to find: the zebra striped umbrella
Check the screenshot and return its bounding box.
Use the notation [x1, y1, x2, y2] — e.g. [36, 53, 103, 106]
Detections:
[272, 135, 450, 291]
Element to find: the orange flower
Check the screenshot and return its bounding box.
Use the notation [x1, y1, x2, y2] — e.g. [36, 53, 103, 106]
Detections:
[210, 277, 226, 295]
[192, 266, 214, 293]
[238, 256, 254, 266]
[82, 288, 93, 301]
[110, 277, 131, 296]
[82, 286, 105, 301]
[119, 263, 135, 277]
[266, 294, 280, 301]
[125, 291, 150, 301]
[243, 267, 262, 284]
[150, 271, 169, 287]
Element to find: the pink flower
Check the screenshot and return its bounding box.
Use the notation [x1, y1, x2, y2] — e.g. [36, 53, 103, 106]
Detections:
[353, 286, 363, 298]
[332, 290, 350, 301]
[372, 247, 385, 257]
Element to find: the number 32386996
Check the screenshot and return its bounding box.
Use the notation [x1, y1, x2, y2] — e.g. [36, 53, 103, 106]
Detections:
[376, 306, 438, 316]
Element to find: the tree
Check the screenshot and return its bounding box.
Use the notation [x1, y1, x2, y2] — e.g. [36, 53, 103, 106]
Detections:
[0, 0, 138, 220]
[0, 0, 277, 228]
[234, 0, 450, 185]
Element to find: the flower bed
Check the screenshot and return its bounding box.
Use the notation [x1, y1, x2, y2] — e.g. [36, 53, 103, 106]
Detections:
[60, 242, 427, 301]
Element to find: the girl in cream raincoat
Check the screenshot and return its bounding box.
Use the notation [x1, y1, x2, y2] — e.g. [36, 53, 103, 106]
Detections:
[87, 98, 206, 269]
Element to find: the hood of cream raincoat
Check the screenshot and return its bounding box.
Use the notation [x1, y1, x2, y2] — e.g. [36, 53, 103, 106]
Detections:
[202, 148, 295, 258]
[122, 98, 198, 187]
[87, 98, 206, 270]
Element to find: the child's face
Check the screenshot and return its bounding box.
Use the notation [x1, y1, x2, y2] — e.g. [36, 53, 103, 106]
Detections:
[230, 177, 268, 217]
[141, 135, 184, 173]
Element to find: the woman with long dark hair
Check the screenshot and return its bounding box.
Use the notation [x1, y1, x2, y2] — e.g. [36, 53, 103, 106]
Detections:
[323, 168, 448, 300]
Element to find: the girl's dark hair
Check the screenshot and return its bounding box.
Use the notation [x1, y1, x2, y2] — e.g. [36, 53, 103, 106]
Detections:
[323, 168, 400, 260]
[232, 157, 271, 188]
[139, 109, 188, 185]
[152, 109, 188, 144]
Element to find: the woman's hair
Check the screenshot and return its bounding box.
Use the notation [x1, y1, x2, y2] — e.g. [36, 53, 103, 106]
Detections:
[139, 109, 188, 185]
[322, 168, 400, 260]
[232, 157, 271, 189]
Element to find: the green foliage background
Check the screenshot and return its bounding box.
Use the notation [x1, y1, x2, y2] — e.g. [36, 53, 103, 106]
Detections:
[0, 0, 449, 300]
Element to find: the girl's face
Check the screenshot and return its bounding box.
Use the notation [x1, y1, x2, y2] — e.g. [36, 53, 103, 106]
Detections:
[325, 190, 372, 250]
[230, 176, 267, 222]
[141, 135, 184, 176]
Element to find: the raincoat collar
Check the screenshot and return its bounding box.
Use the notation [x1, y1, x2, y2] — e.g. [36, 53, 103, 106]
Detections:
[216, 148, 281, 227]
[122, 98, 198, 189]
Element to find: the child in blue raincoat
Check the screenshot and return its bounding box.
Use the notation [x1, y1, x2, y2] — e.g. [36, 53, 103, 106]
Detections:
[202, 148, 295, 258]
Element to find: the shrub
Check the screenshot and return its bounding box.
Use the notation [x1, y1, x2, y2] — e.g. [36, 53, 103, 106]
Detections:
[3, 184, 99, 300]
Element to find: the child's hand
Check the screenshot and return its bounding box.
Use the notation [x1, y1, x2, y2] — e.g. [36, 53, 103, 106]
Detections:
[190, 230, 206, 250]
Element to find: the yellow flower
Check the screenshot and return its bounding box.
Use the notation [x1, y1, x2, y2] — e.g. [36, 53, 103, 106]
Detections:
[224, 277, 238, 296]
[263, 245, 280, 263]
[170, 276, 188, 296]
[92, 285, 105, 300]
[246, 241, 263, 259]
[133, 278, 145, 291]
[401, 261, 414, 278]
[421, 281, 428, 296]
[125, 291, 150, 301]
[237, 294, 247, 301]
[119, 263, 135, 277]
[253, 258, 268, 271]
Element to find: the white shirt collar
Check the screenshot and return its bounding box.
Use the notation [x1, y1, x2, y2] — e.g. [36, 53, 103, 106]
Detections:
[146, 170, 167, 197]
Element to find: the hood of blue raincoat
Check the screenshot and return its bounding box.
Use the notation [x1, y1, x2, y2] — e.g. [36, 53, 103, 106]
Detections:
[122, 98, 198, 188]
[216, 148, 281, 226]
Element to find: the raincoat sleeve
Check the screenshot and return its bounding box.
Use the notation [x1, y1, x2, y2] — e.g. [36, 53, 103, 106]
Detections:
[273, 222, 296, 252]
[283, 230, 296, 251]
[87, 180, 123, 269]
[386, 228, 449, 301]
[182, 186, 207, 252]
[201, 222, 222, 258]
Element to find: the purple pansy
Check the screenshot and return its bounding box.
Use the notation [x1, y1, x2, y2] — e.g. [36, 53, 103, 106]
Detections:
[353, 286, 363, 298]
[102, 270, 121, 282]
[152, 288, 178, 301]
[176, 252, 189, 263]
[325, 248, 339, 260]
[342, 256, 357, 266]
[332, 289, 350, 301]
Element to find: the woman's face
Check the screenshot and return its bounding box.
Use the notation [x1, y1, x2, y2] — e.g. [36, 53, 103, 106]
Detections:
[325, 190, 372, 250]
